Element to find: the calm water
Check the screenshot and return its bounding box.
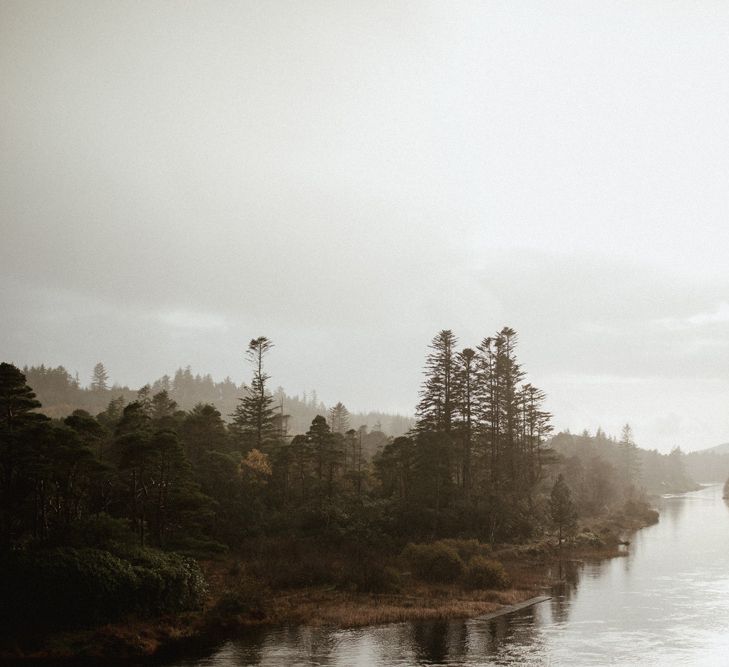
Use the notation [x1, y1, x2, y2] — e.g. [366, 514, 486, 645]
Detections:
[171, 485, 729, 666]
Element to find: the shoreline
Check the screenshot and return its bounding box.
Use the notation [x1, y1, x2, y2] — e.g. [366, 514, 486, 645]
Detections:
[0, 508, 659, 665]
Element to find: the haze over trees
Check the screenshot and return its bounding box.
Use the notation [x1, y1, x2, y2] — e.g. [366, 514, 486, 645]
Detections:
[0, 327, 695, 633]
[21, 363, 412, 437]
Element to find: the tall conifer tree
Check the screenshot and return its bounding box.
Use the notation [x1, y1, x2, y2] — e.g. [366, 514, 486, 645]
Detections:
[232, 337, 277, 451]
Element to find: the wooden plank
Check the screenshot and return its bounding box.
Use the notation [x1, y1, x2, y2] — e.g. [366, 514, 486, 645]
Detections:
[475, 595, 552, 621]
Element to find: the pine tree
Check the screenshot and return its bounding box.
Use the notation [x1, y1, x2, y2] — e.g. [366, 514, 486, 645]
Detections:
[454, 347, 479, 497]
[328, 401, 350, 434]
[306, 415, 341, 502]
[476, 328, 525, 491]
[0, 363, 42, 428]
[151, 390, 178, 423]
[618, 423, 640, 495]
[550, 473, 577, 545]
[0, 364, 46, 545]
[416, 330, 458, 433]
[519, 383, 553, 488]
[90, 362, 109, 392]
[231, 337, 277, 451]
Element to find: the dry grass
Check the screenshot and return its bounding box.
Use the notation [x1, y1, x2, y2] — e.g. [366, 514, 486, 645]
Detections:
[268, 586, 538, 628]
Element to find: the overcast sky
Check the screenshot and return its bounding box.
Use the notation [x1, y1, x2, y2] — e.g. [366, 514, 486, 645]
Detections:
[3, 1, 729, 452]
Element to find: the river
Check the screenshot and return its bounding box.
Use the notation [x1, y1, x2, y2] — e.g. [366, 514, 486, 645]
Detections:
[169, 484, 729, 666]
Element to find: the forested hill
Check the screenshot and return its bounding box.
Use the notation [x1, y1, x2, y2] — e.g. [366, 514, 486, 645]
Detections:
[1, 328, 663, 642]
[684, 448, 729, 483]
[20, 364, 413, 437]
[550, 429, 698, 496]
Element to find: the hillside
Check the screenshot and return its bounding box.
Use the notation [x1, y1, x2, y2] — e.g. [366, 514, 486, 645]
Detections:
[21, 363, 413, 438]
[684, 447, 729, 483]
[693, 442, 729, 456]
[550, 430, 698, 496]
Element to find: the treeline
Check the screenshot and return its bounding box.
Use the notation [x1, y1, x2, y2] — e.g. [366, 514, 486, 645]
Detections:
[684, 450, 729, 483]
[376, 328, 555, 541]
[21, 363, 412, 436]
[0, 327, 663, 631]
[551, 428, 697, 513]
[2, 330, 665, 552]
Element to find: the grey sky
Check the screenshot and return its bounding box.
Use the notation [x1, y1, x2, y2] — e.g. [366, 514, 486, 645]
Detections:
[2, 1, 729, 451]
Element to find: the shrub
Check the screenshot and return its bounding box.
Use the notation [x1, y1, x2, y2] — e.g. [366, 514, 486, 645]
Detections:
[623, 499, 659, 526]
[401, 542, 464, 583]
[47, 513, 137, 551]
[128, 547, 207, 614]
[0, 546, 207, 630]
[0, 548, 137, 628]
[207, 574, 268, 625]
[437, 538, 491, 562]
[463, 556, 510, 590]
[573, 531, 605, 548]
[249, 537, 342, 588]
[341, 560, 401, 593]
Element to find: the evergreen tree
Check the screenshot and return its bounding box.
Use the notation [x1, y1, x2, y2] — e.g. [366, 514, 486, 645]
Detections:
[306, 415, 341, 502]
[550, 473, 577, 545]
[64, 409, 107, 461]
[618, 423, 640, 495]
[97, 395, 125, 430]
[151, 390, 179, 427]
[0, 363, 46, 545]
[328, 401, 350, 434]
[231, 337, 277, 451]
[454, 347, 479, 497]
[416, 330, 458, 434]
[0, 363, 42, 429]
[90, 363, 109, 392]
[136, 384, 153, 415]
[181, 403, 229, 464]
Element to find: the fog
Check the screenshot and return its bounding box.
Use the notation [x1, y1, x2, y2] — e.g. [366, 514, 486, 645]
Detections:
[3, 1, 729, 451]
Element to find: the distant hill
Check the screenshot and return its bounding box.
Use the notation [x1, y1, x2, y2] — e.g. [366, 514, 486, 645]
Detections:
[549, 430, 698, 496]
[693, 442, 729, 456]
[20, 363, 414, 438]
[685, 444, 729, 483]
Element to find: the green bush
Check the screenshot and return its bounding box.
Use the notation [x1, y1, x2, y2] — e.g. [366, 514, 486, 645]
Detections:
[47, 513, 137, 551]
[0, 547, 207, 630]
[401, 542, 464, 583]
[127, 547, 207, 614]
[463, 556, 510, 590]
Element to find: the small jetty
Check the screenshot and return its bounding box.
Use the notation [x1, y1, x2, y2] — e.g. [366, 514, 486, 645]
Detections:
[476, 595, 551, 622]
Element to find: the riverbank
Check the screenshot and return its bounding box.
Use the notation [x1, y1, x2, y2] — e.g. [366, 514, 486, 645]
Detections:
[0, 503, 659, 664]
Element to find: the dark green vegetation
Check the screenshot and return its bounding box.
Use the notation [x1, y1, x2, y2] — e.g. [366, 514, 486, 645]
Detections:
[0, 327, 688, 659]
[401, 539, 510, 589]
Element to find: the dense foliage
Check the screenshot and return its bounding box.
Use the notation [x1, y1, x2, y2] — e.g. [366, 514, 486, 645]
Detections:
[0, 328, 692, 630]
[0, 546, 205, 629]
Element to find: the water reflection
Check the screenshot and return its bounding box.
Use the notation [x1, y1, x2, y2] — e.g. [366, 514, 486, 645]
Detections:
[170, 485, 729, 666]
